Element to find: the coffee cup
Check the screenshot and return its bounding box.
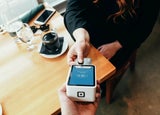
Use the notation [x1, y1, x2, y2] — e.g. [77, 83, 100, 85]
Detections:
[42, 32, 61, 52]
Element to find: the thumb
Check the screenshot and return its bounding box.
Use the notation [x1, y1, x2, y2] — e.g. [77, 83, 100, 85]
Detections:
[77, 50, 84, 64]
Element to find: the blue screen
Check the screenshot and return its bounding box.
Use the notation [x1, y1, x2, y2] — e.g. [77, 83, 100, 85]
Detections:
[68, 65, 95, 86]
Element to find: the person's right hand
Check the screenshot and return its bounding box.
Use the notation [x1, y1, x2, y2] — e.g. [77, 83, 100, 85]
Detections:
[67, 28, 91, 66]
[67, 40, 90, 66]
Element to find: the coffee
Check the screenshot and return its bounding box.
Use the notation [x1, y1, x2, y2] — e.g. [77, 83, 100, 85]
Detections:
[42, 32, 60, 52]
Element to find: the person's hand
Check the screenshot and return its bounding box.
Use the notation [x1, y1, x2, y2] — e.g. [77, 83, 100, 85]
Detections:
[67, 40, 90, 66]
[98, 40, 122, 59]
[58, 80, 101, 115]
[67, 28, 91, 66]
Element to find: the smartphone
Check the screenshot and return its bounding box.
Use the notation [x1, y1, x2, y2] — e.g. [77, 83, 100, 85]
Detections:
[34, 8, 56, 25]
[67, 65, 96, 86]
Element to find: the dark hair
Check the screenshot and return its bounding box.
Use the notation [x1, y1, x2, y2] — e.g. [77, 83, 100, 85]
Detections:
[93, 0, 138, 23]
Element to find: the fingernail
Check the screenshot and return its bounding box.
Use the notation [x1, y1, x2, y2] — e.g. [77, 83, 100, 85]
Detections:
[78, 59, 83, 65]
[78, 61, 83, 65]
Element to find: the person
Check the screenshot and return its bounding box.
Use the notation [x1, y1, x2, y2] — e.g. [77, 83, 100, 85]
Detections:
[64, 0, 159, 69]
[62, 0, 159, 113]
[58, 80, 101, 115]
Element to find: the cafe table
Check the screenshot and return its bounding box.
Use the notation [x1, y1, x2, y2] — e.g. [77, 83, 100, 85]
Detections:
[0, 9, 116, 115]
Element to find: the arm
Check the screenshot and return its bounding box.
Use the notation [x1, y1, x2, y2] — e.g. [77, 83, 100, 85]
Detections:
[64, 0, 93, 41]
[67, 28, 91, 65]
[64, 0, 93, 64]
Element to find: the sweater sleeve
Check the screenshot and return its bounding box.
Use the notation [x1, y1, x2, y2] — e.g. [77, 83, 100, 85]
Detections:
[117, 0, 160, 51]
[64, 0, 93, 40]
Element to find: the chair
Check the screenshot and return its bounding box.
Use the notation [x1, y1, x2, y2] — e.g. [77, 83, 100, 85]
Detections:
[105, 49, 137, 104]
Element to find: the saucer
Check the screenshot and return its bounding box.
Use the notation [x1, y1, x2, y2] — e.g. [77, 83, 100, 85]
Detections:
[38, 37, 68, 58]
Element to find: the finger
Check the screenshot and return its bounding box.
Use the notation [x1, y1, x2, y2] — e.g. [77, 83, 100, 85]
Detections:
[96, 84, 101, 94]
[58, 83, 69, 103]
[97, 80, 100, 85]
[95, 80, 101, 102]
[67, 56, 77, 66]
[58, 83, 66, 93]
[67, 49, 77, 66]
[77, 50, 84, 64]
[95, 91, 101, 104]
[97, 47, 101, 51]
[96, 80, 101, 91]
[97, 45, 103, 51]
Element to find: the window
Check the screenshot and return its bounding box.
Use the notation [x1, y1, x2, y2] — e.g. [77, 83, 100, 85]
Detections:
[44, 0, 66, 6]
[0, 0, 67, 25]
[0, 0, 38, 25]
[44, 0, 67, 14]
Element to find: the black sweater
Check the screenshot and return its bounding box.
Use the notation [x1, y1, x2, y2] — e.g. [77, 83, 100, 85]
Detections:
[64, 0, 159, 51]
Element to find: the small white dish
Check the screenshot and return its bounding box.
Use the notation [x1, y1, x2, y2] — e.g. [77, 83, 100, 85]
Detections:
[38, 37, 68, 58]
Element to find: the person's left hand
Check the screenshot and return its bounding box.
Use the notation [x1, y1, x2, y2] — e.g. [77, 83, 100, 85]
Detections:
[98, 41, 122, 59]
[58, 80, 101, 115]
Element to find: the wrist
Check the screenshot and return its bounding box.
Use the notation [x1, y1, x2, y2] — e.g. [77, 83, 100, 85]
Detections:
[73, 28, 90, 42]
